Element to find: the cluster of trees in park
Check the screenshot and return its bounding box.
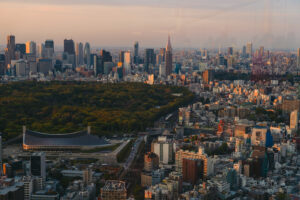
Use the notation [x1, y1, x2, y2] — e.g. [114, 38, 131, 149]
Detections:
[214, 71, 297, 83]
[180, 142, 233, 156]
[0, 81, 195, 140]
[205, 142, 233, 156]
[246, 107, 286, 124]
[214, 71, 251, 81]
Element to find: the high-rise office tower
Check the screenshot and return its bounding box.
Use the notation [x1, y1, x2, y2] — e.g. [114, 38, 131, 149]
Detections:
[218, 55, 225, 66]
[37, 43, 45, 58]
[89, 53, 96, 67]
[44, 40, 54, 58]
[259, 46, 264, 57]
[64, 39, 75, 67]
[159, 64, 166, 77]
[15, 60, 27, 77]
[26, 41, 36, 55]
[93, 55, 103, 76]
[124, 51, 131, 76]
[134, 41, 139, 64]
[100, 50, 112, 63]
[4, 49, 9, 69]
[246, 42, 253, 58]
[84, 43, 91, 68]
[165, 35, 173, 76]
[144, 48, 155, 73]
[297, 48, 300, 69]
[27, 55, 37, 74]
[119, 51, 125, 63]
[227, 47, 233, 56]
[38, 58, 52, 75]
[202, 69, 214, 84]
[7, 35, 16, 53]
[30, 152, 46, 179]
[75, 42, 84, 66]
[64, 39, 75, 55]
[156, 54, 163, 65]
[93, 50, 112, 75]
[45, 40, 54, 49]
[104, 62, 114, 75]
[5, 35, 16, 67]
[175, 63, 182, 74]
[242, 46, 247, 57]
[15, 43, 26, 58]
[160, 48, 166, 62]
[0, 54, 5, 75]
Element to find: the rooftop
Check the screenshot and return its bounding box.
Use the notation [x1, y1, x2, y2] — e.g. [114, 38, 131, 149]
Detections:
[101, 180, 126, 191]
[23, 128, 110, 147]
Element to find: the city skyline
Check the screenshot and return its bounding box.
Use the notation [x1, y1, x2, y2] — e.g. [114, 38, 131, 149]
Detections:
[0, 0, 299, 49]
[1, 2, 300, 199]
[0, 35, 299, 52]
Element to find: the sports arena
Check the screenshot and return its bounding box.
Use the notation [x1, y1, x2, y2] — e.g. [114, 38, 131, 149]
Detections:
[23, 126, 111, 151]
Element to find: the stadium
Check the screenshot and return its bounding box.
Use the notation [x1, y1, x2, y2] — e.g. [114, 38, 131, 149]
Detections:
[22, 126, 111, 151]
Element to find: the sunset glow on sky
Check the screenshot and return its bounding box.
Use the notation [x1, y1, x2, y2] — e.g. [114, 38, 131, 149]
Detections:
[0, 0, 299, 48]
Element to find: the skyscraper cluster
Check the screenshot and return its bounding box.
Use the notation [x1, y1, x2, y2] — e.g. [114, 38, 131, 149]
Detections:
[0, 34, 177, 80]
[114, 35, 173, 79]
[0, 35, 98, 77]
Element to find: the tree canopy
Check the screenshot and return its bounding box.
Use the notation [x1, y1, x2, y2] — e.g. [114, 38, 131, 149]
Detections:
[0, 81, 195, 140]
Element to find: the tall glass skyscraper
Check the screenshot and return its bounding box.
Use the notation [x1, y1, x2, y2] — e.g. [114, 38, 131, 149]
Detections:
[144, 48, 155, 73]
[44, 40, 54, 58]
[76, 42, 84, 66]
[5, 35, 15, 67]
[165, 35, 173, 76]
[84, 43, 91, 68]
[134, 41, 139, 64]
[246, 42, 253, 58]
[64, 39, 75, 55]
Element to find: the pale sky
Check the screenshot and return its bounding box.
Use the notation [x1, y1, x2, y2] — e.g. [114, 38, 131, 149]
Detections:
[0, 0, 299, 49]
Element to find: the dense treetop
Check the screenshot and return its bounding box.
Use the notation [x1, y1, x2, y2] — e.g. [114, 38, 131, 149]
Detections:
[0, 81, 194, 140]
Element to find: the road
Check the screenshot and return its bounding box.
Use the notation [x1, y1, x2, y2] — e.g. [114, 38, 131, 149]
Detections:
[123, 136, 143, 170]
[119, 136, 143, 179]
[120, 111, 177, 173]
